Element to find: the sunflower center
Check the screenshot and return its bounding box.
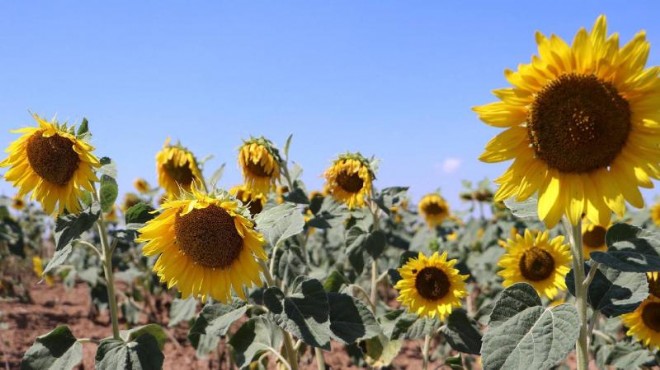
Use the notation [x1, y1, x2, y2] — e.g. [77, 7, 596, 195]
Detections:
[648, 276, 660, 299]
[519, 247, 555, 281]
[583, 226, 607, 249]
[641, 302, 660, 332]
[164, 160, 195, 187]
[248, 200, 264, 215]
[336, 172, 364, 193]
[246, 160, 273, 178]
[415, 267, 450, 300]
[174, 205, 243, 269]
[527, 73, 631, 173]
[424, 202, 447, 216]
[26, 132, 80, 186]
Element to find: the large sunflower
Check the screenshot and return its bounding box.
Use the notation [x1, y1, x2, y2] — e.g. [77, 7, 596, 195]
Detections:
[1, 114, 100, 214]
[418, 193, 450, 228]
[498, 230, 572, 300]
[475, 16, 660, 227]
[238, 137, 281, 196]
[651, 202, 660, 227]
[581, 220, 611, 259]
[394, 251, 469, 319]
[156, 139, 204, 197]
[324, 153, 374, 209]
[136, 186, 267, 303]
[229, 184, 266, 216]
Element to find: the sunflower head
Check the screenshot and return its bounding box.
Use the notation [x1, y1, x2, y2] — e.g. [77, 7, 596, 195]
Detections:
[133, 178, 151, 194]
[651, 203, 660, 227]
[622, 295, 660, 350]
[418, 193, 450, 228]
[394, 251, 469, 320]
[238, 137, 282, 196]
[136, 186, 267, 303]
[11, 195, 26, 211]
[32, 256, 54, 286]
[276, 185, 289, 204]
[323, 153, 375, 209]
[582, 220, 611, 259]
[498, 230, 572, 300]
[1, 114, 100, 215]
[475, 15, 660, 227]
[648, 272, 660, 298]
[230, 184, 266, 216]
[156, 138, 204, 197]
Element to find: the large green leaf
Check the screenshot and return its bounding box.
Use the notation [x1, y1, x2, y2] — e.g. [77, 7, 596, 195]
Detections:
[229, 317, 283, 369]
[503, 196, 539, 221]
[604, 343, 654, 369]
[168, 297, 198, 328]
[327, 292, 380, 344]
[440, 309, 482, 355]
[188, 301, 248, 342]
[263, 277, 331, 349]
[21, 326, 82, 370]
[591, 223, 660, 272]
[95, 334, 163, 370]
[120, 324, 167, 350]
[566, 264, 648, 317]
[99, 174, 118, 213]
[481, 284, 579, 370]
[255, 203, 305, 248]
[44, 203, 101, 273]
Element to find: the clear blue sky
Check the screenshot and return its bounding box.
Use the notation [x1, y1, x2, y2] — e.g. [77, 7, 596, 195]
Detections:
[1, 1, 659, 210]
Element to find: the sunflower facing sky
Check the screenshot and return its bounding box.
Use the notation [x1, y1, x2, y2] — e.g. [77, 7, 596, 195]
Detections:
[1, 114, 100, 215]
[581, 219, 611, 259]
[324, 153, 374, 209]
[395, 251, 469, 319]
[238, 137, 282, 196]
[498, 230, 572, 300]
[136, 186, 267, 303]
[475, 15, 660, 227]
[418, 193, 450, 228]
[621, 273, 660, 350]
[156, 138, 204, 197]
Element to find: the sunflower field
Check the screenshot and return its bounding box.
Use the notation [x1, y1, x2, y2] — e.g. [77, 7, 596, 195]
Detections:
[2, 14, 660, 370]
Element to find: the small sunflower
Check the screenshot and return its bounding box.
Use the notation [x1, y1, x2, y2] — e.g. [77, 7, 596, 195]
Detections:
[32, 256, 54, 286]
[238, 137, 281, 196]
[1, 114, 100, 214]
[229, 184, 266, 216]
[418, 193, 450, 228]
[323, 153, 374, 209]
[275, 185, 289, 204]
[11, 195, 26, 211]
[582, 220, 611, 259]
[475, 16, 660, 227]
[498, 230, 572, 300]
[394, 251, 469, 319]
[136, 186, 267, 302]
[156, 138, 204, 197]
[121, 193, 141, 213]
[622, 295, 660, 350]
[134, 178, 151, 194]
[651, 203, 660, 226]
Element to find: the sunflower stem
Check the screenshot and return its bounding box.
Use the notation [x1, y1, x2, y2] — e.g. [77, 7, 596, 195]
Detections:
[315, 347, 326, 370]
[282, 330, 299, 370]
[422, 333, 431, 370]
[370, 259, 378, 308]
[568, 220, 589, 370]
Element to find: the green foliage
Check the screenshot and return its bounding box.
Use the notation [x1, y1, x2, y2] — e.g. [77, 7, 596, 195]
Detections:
[327, 292, 380, 344]
[44, 203, 100, 274]
[255, 203, 305, 248]
[229, 317, 283, 369]
[99, 175, 118, 213]
[95, 334, 164, 370]
[125, 203, 156, 225]
[168, 297, 198, 328]
[21, 326, 82, 370]
[441, 309, 483, 355]
[591, 223, 660, 272]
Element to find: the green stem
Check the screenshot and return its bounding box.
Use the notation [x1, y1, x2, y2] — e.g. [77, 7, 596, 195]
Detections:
[568, 220, 589, 370]
[282, 331, 299, 370]
[422, 334, 431, 370]
[315, 347, 326, 370]
[368, 198, 381, 308]
[94, 200, 121, 341]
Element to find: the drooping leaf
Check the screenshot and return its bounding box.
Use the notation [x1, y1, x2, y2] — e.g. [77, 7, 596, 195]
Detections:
[441, 309, 482, 355]
[591, 223, 660, 272]
[188, 301, 248, 342]
[327, 292, 380, 344]
[229, 317, 283, 369]
[21, 325, 82, 370]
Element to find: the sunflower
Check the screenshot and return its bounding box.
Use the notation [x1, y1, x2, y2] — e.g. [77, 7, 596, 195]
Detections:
[651, 203, 660, 226]
[498, 230, 572, 300]
[136, 186, 267, 303]
[11, 195, 26, 211]
[622, 295, 660, 350]
[32, 256, 54, 286]
[475, 16, 660, 227]
[276, 185, 289, 204]
[323, 153, 374, 209]
[238, 137, 281, 196]
[1, 114, 100, 215]
[418, 193, 450, 228]
[121, 193, 141, 213]
[395, 251, 468, 319]
[134, 178, 150, 194]
[581, 220, 611, 259]
[156, 138, 204, 197]
[647, 272, 660, 298]
[229, 184, 266, 216]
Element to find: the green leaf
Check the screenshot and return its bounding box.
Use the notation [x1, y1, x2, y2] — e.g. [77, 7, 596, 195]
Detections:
[229, 317, 283, 369]
[98, 157, 117, 179]
[273, 246, 306, 283]
[364, 230, 387, 258]
[99, 175, 118, 212]
[324, 270, 350, 293]
[263, 277, 331, 349]
[592, 223, 660, 272]
[482, 284, 579, 370]
[307, 197, 345, 229]
[503, 196, 538, 221]
[327, 292, 380, 344]
[120, 324, 168, 350]
[374, 187, 409, 215]
[441, 309, 483, 355]
[363, 334, 402, 368]
[44, 204, 100, 274]
[566, 264, 648, 317]
[255, 203, 305, 248]
[168, 297, 198, 328]
[605, 342, 654, 369]
[283, 134, 293, 159]
[208, 163, 226, 190]
[21, 325, 82, 370]
[76, 118, 89, 139]
[125, 202, 156, 224]
[95, 334, 164, 370]
[188, 301, 248, 343]
[346, 227, 366, 274]
[2, 217, 25, 257]
[380, 310, 438, 340]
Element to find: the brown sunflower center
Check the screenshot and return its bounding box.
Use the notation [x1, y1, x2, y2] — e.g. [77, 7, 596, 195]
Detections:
[26, 132, 80, 186]
[519, 247, 555, 281]
[423, 202, 447, 216]
[641, 302, 660, 332]
[415, 267, 450, 300]
[174, 205, 243, 269]
[527, 73, 631, 173]
[164, 160, 195, 187]
[583, 226, 607, 249]
[336, 172, 364, 193]
[246, 160, 273, 178]
[648, 276, 660, 299]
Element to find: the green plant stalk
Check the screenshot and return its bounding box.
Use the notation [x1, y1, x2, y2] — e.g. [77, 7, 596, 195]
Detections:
[422, 333, 431, 370]
[569, 220, 589, 370]
[315, 347, 326, 370]
[368, 198, 381, 308]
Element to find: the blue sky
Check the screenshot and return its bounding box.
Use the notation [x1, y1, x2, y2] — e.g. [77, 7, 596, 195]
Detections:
[1, 1, 659, 210]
